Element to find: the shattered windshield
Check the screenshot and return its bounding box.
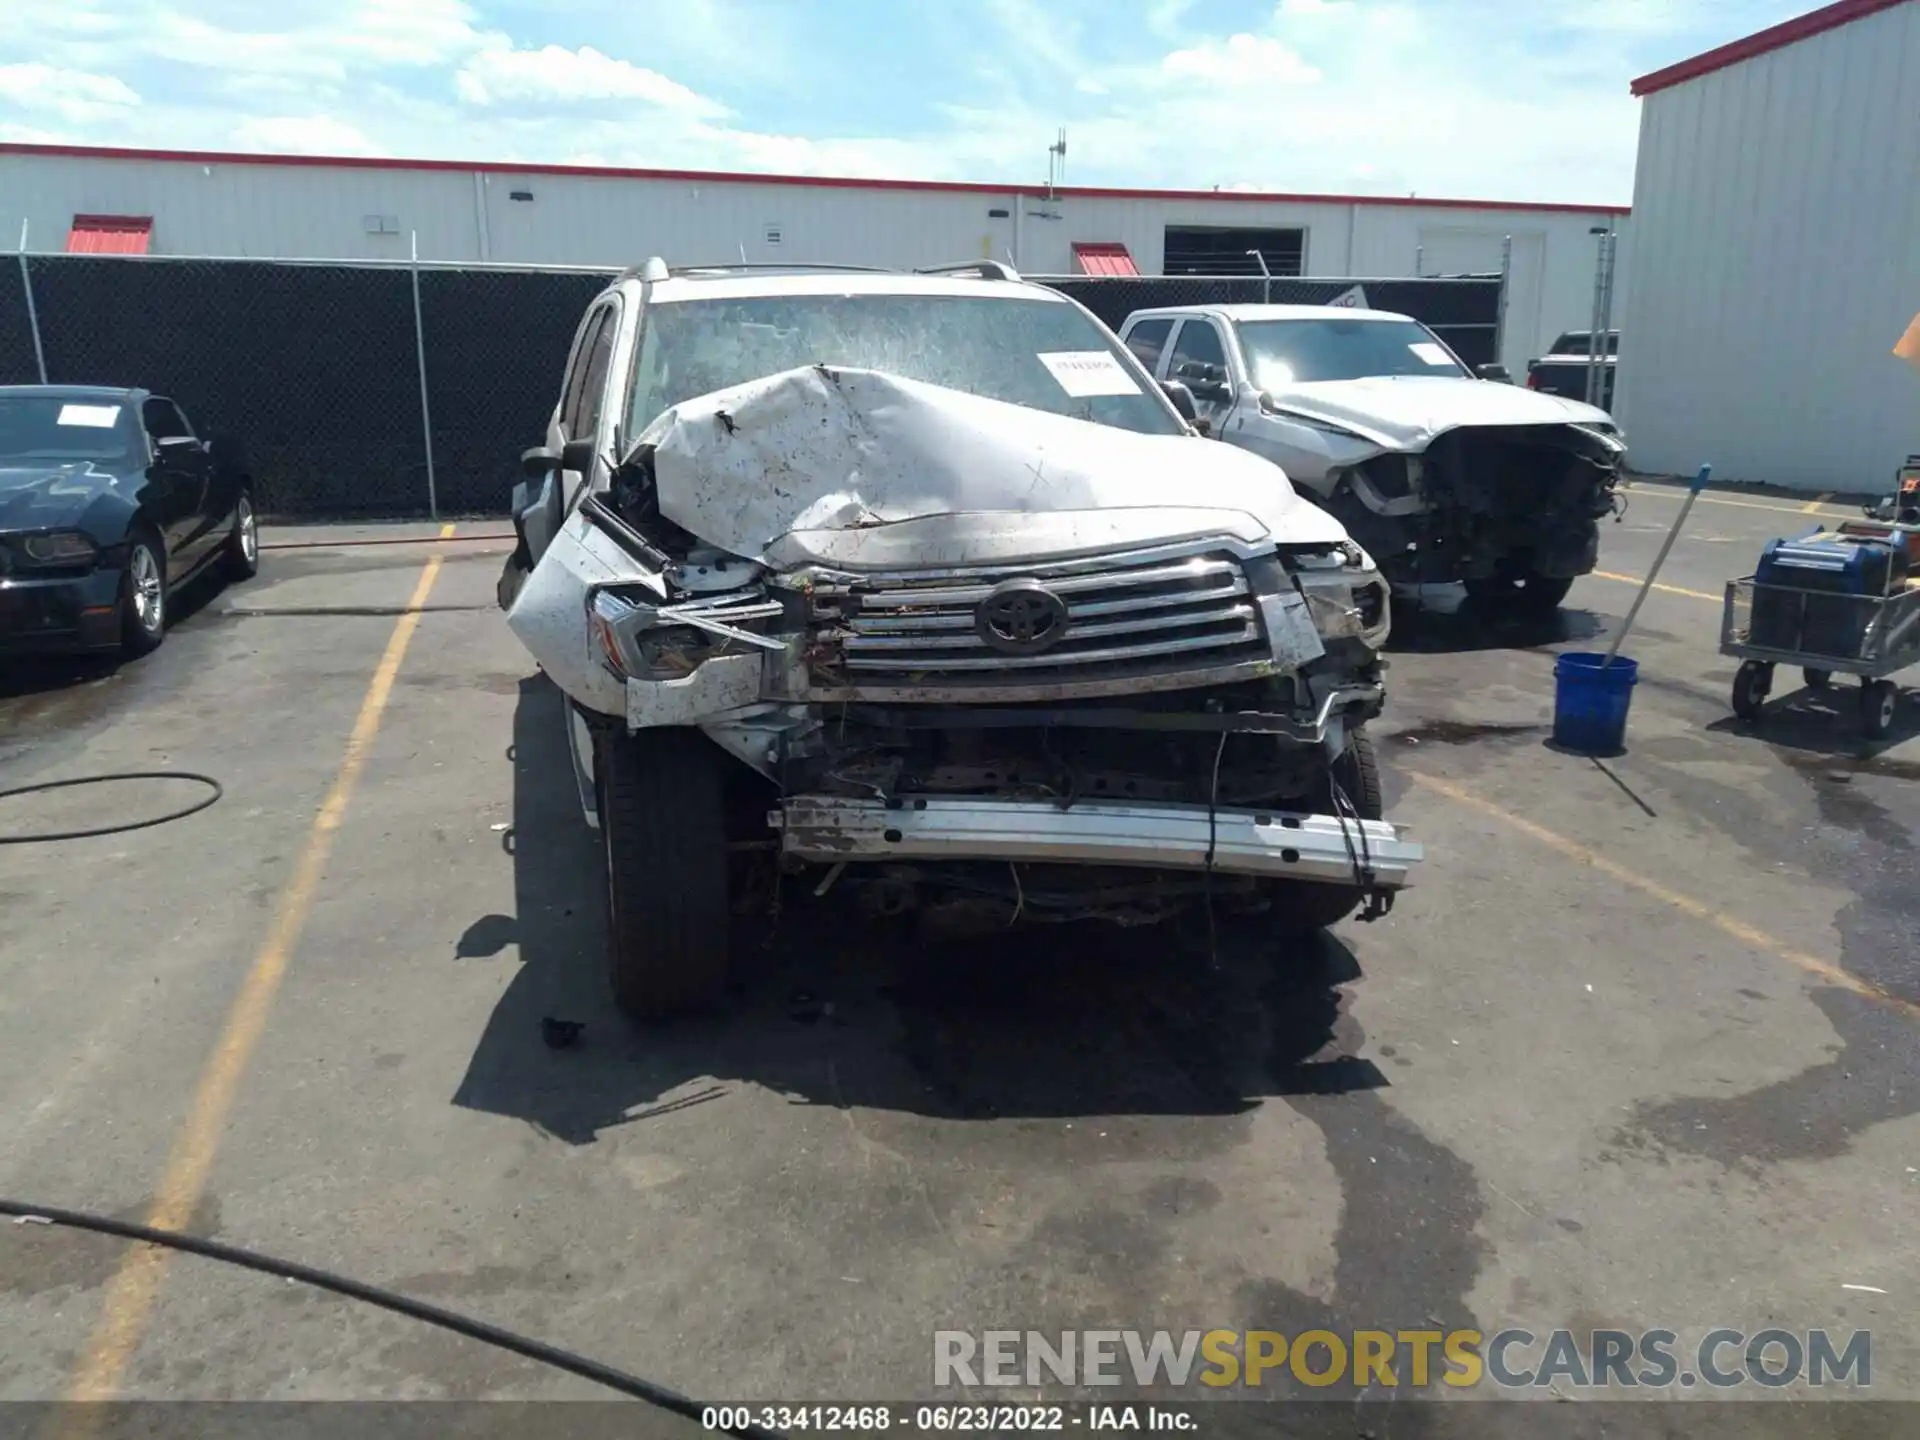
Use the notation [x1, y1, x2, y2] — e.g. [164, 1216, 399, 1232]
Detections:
[1235, 317, 1470, 388]
[625, 293, 1186, 438]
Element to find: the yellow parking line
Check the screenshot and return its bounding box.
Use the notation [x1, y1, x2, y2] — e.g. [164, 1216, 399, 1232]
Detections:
[55, 523, 456, 1416]
[1591, 570, 1719, 602]
[1629, 487, 1843, 518]
[1409, 771, 1920, 1023]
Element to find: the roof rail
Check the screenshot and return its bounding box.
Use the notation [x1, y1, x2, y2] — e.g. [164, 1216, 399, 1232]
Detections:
[670, 261, 896, 276]
[914, 260, 1023, 281]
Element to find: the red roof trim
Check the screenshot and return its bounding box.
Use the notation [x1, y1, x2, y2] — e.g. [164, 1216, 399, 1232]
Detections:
[1631, 0, 1909, 96]
[67, 213, 152, 254]
[0, 142, 1630, 216]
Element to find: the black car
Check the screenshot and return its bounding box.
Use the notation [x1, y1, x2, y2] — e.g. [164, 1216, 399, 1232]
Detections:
[0, 385, 257, 657]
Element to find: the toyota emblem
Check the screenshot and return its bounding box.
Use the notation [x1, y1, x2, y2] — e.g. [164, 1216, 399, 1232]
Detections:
[974, 578, 1070, 656]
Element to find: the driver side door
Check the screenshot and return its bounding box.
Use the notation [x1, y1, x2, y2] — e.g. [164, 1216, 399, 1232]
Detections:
[141, 397, 211, 573]
[1163, 318, 1239, 435]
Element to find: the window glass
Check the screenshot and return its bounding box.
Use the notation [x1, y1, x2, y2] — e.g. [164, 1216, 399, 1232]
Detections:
[0, 394, 139, 462]
[1124, 317, 1174, 373]
[1234, 317, 1469, 388]
[1168, 319, 1227, 374]
[624, 293, 1184, 437]
[566, 308, 617, 438]
[560, 307, 614, 437]
[143, 398, 193, 440]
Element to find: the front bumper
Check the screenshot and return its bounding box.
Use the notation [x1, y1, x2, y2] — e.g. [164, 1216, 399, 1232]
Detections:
[771, 794, 1422, 888]
[0, 566, 123, 653]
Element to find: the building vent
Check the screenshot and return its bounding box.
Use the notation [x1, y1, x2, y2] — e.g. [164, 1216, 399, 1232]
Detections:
[67, 215, 152, 254]
[509, 189, 534, 202]
[363, 214, 401, 235]
[764, 223, 783, 245]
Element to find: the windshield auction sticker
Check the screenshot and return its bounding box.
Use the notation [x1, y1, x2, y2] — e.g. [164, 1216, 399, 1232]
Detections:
[56, 404, 122, 427]
[1037, 351, 1142, 397]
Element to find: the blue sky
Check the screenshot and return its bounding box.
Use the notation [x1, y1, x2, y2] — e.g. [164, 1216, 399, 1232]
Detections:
[0, 0, 1813, 204]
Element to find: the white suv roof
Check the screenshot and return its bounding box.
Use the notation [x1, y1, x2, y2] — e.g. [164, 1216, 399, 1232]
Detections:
[613, 261, 1066, 306]
[1127, 302, 1416, 326]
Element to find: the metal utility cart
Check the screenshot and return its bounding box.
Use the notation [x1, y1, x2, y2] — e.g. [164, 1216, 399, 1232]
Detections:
[1719, 521, 1920, 739]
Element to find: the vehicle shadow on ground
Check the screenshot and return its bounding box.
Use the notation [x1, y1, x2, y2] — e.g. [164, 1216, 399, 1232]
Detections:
[449, 675, 1389, 1144]
[1386, 596, 1609, 656]
[0, 569, 224, 701]
[1708, 679, 1920, 775]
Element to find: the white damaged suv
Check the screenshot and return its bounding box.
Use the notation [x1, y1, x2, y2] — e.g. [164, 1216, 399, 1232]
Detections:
[499, 260, 1423, 1019]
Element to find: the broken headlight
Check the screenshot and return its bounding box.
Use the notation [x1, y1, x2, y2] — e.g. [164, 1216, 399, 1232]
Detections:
[1296, 573, 1390, 641]
[635, 625, 717, 679]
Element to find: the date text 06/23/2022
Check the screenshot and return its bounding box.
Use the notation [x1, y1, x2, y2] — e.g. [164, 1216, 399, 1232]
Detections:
[703, 1405, 1190, 1432]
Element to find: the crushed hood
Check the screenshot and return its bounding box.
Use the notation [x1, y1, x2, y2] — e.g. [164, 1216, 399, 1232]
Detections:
[1267, 376, 1619, 452]
[634, 365, 1351, 567]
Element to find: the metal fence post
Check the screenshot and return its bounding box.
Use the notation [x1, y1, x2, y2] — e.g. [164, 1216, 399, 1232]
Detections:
[409, 231, 440, 520]
[17, 220, 48, 384]
[1584, 228, 1604, 407]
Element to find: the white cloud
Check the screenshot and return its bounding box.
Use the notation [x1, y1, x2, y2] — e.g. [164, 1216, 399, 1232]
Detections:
[0, 62, 140, 122]
[455, 43, 724, 114]
[1158, 33, 1320, 87]
[230, 114, 386, 155]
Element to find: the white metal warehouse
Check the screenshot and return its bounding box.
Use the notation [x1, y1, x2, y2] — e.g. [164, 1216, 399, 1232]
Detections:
[0, 142, 1624, 377]
[1616, 0, 1920, 494]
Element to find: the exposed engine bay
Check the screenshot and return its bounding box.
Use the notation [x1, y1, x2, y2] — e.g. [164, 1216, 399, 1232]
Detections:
[1321, 422, 1624, 587]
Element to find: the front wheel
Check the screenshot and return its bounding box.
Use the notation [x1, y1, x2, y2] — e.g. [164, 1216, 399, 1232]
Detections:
[119, 533, 167, 657]
[595, 725, 731, 1020]
[1731, 660, 1772, 721]
[1463, 566, 1575, 616]
[1860, 680, 1899, 740]
[1273, 730, 1386, 935]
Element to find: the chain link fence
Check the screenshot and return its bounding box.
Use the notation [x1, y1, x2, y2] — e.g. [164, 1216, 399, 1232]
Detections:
[0, 256, 1503, 520]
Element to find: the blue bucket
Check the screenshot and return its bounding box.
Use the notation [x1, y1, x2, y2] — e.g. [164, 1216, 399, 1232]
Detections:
[1553, 652, 1638, 755]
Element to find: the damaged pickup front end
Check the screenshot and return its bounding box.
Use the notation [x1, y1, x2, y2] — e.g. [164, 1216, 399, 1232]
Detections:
[507, 363, 1422, 1013]
[1271, 391, 1628, 611]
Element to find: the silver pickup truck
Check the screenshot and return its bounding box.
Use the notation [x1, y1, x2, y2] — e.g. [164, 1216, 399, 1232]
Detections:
[498, 260, 1423, 1019]
[1120, 303, 1626, 615]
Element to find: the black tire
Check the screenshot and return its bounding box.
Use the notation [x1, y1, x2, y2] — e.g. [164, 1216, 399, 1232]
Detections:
[594, 725, 730, 1020]
[1274, 729, 1385, 935]
[1731, 660, 1772, 721]
[1463, 566, 1576, 616]
[119, 530, 167, 658]
[223, 489, 260, 581]
[1860, 680, 1898, 740]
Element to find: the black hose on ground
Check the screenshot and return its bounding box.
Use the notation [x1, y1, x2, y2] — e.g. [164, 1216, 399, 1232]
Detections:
[0, 1198, 781, 1437]
[0, 772, 224, 844]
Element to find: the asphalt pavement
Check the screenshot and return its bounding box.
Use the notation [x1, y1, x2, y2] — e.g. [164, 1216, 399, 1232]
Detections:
[0, 493, 1914, 1430]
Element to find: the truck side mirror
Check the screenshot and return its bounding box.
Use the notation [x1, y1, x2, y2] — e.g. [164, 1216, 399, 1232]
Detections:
[1476, 363, 1512, 383]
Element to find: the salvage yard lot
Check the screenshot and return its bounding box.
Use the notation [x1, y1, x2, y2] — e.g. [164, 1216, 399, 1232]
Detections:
[1, 486, 1916, 1419]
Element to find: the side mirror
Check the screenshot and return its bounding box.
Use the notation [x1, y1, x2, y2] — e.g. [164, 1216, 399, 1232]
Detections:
[1161, 379, 1198, 424]
[561, 437, 598, 475]
[1193, 416, 1213, 438]
[1476, 363, 1512, 383]
[155, 435, 201, 453]
[1526, 358, 1541, 369]
[521, 446, 561, 480]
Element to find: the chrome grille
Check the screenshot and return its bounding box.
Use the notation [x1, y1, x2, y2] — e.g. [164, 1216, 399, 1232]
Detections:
[820, 545, 1274, 696]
